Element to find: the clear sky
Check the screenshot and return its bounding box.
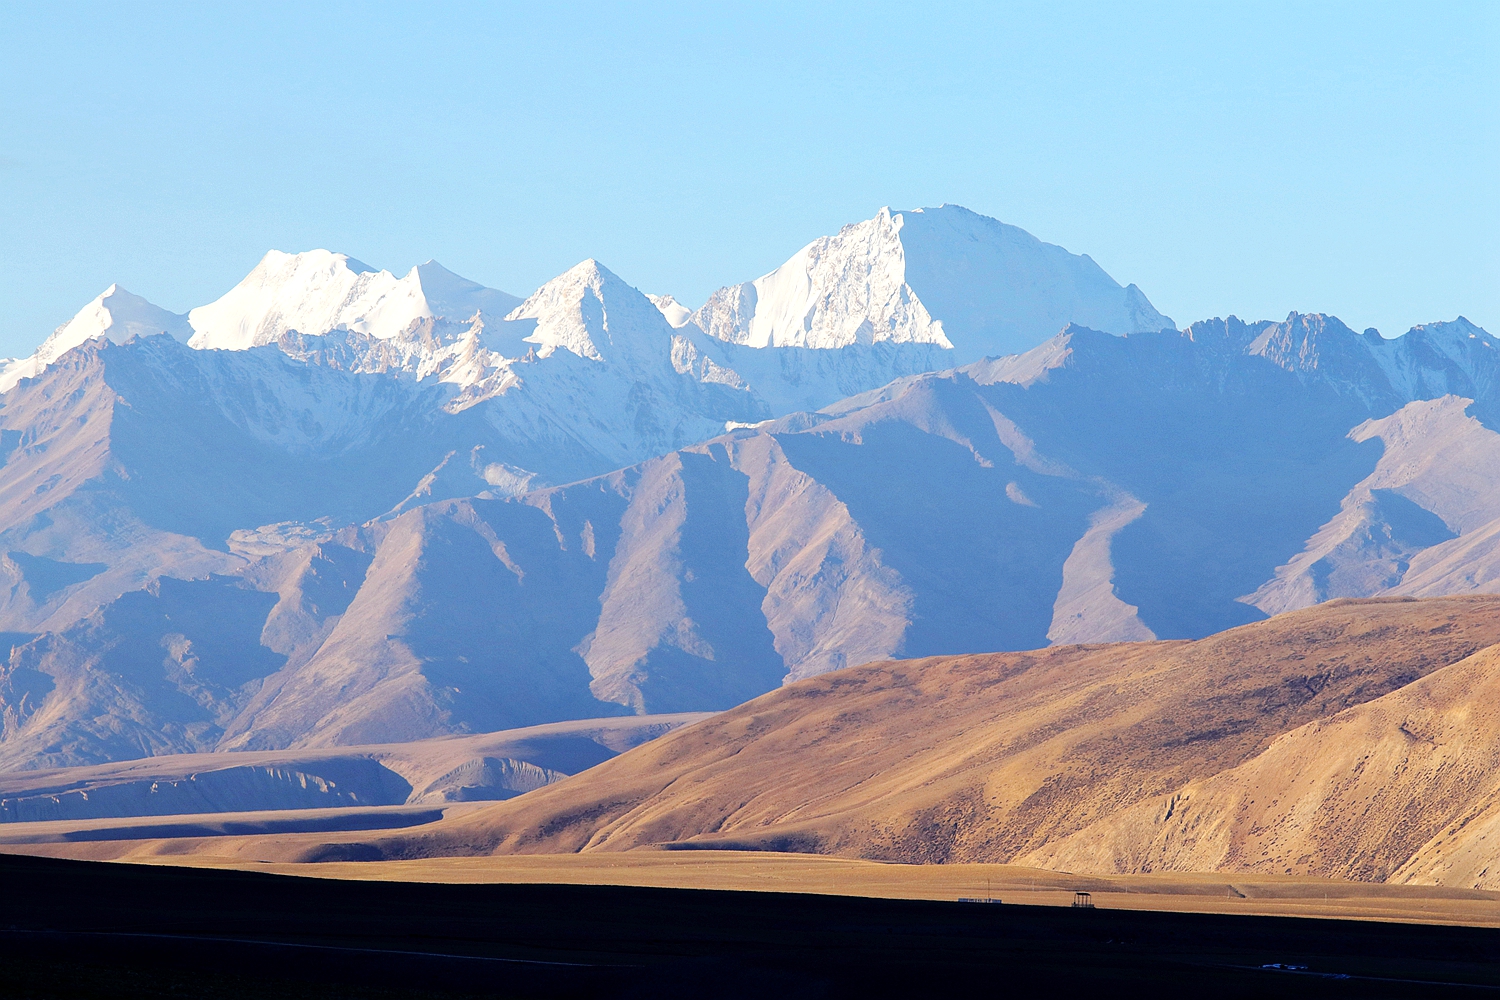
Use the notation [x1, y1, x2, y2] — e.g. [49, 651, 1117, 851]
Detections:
[1, 1, 1495, 356]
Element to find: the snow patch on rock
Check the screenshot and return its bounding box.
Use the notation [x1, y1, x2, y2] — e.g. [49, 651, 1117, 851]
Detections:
[648, 294, 694, 328]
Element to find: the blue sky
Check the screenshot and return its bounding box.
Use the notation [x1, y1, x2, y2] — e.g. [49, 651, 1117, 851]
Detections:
[1, 1, 1495, 355]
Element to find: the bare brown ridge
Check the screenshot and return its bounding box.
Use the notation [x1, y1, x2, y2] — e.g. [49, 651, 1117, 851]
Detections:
[364, 596, 1500, 882]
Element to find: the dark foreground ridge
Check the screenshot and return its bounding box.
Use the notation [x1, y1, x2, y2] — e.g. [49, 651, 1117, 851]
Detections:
[1, 854, 1498, 998]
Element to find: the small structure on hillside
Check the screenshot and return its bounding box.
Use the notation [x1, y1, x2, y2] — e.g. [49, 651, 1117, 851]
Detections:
[1072, 892, 1094, 909]
[959, 879, 1002, 904]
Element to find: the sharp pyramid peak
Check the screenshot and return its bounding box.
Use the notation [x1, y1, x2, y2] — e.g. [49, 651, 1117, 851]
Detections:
[92, 284, 177, 313]
[563, 258, 619, 282]
[62, 283, 185, 328]
[411, 259, 479, 295]
[415, 259, 483, 281]
[513, 259, 634, 309]
[504, 260, 670, 364]
[512, 261, 607, 312]
[414, 259, 459, 279]
[66, 283, 142, 308]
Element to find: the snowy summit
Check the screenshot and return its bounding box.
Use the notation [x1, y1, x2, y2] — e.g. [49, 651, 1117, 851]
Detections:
[186, 250, 522, 350]
[690, 205, 1173, 363]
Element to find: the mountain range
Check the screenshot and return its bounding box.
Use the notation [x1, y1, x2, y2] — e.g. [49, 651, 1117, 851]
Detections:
[1, 204, 1495, 773]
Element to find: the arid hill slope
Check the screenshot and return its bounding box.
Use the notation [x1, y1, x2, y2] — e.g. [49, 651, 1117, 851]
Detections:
[1022, 642, 1500, 885]
[374, 597, 1500, 875]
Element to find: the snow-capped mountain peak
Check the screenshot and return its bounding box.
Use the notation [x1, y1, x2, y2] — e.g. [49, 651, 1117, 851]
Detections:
[188, 249, 411, 350]
[412, 260, 522, 324]
[49, 284, 191, 355]
[186, 250, 519, 351]
[0, 284, 190, 393]
[501, 259, 673, 365]
[691, 204, 1174, 364]
[691, 206, 950, 352]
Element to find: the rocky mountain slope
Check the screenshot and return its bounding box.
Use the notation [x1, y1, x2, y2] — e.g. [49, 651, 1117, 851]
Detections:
[229, 311, 1500, 746]
[5, 309, 1500, 766]
[361, 597, 1500, 889]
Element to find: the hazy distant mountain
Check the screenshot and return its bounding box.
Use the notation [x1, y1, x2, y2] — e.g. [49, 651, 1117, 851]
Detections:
[4, 206, 1174, 467]
[9, 305, 1499, 767]
[281, 312, 1500, 738]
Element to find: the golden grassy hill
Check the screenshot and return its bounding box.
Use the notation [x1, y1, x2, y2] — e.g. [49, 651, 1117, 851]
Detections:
[370, 596, 1500, 881]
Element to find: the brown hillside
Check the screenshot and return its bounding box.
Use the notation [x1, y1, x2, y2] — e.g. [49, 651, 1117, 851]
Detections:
[373, 596, 1500, 869]
[1022, 642, 1500, 885]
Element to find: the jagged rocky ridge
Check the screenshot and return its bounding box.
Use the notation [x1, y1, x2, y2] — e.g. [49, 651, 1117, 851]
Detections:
[1, 207, 1496, 769]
